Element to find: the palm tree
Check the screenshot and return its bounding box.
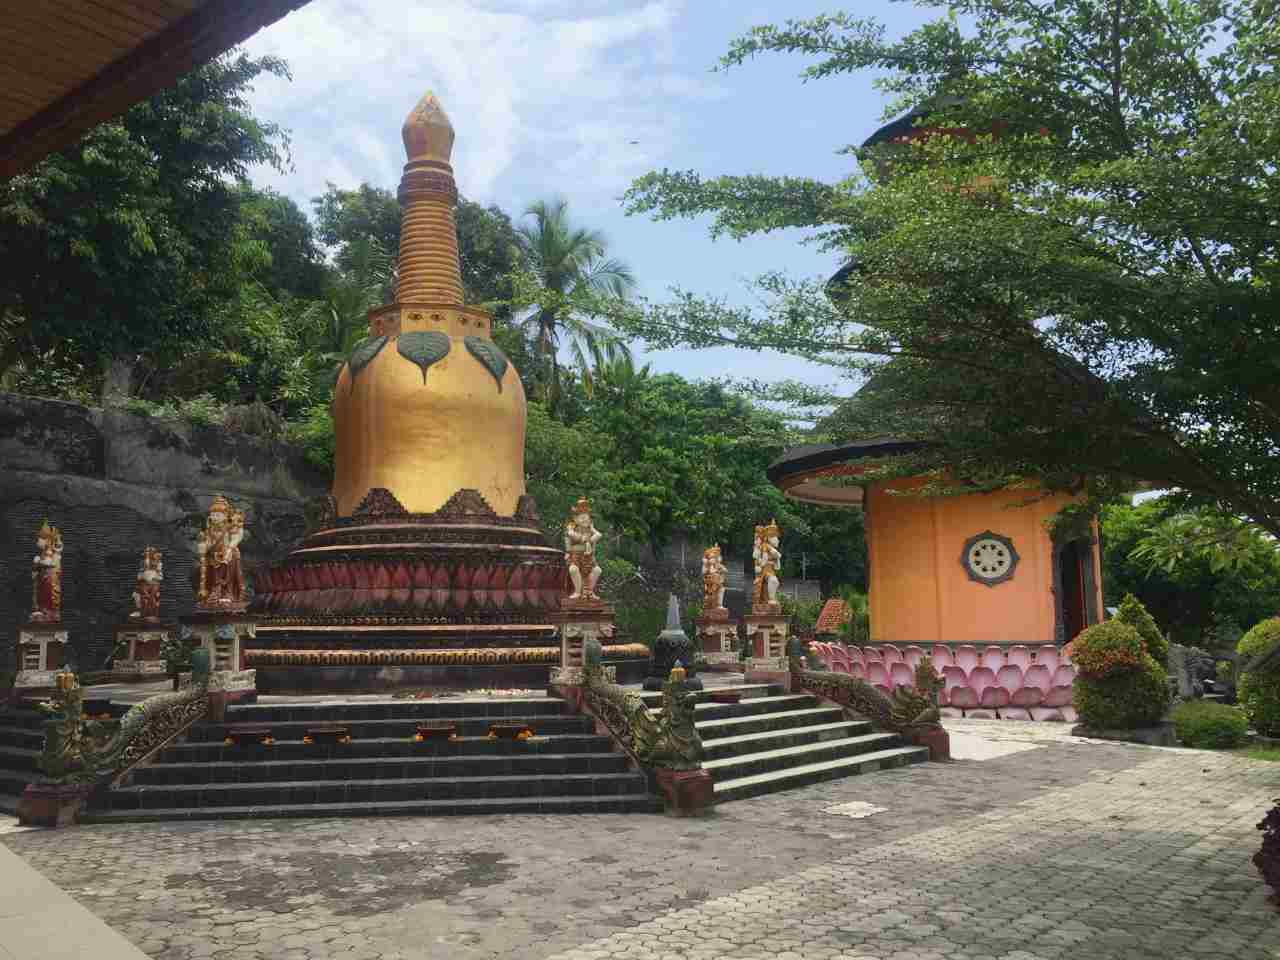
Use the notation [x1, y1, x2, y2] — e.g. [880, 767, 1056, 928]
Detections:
[514, 198, 635, 412]
[580, 337, 651, 401]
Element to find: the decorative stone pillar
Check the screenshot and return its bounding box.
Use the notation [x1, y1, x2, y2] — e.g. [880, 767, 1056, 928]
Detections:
[743, 613, 791, 690]
[179, 613, 257, 708]
[13, 623, 69, 698]
[112, 623, 171, 677]
[549, 603, 616, 687]
[695, 613, 741, 672]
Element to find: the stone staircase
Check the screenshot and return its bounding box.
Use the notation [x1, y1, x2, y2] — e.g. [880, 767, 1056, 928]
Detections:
[82, 696, 659, 822]
[639, 683, 927, 802]
[0, 707, 43, 815]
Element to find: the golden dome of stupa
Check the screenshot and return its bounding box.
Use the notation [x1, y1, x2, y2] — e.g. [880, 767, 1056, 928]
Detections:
[331, 91, 527, 516]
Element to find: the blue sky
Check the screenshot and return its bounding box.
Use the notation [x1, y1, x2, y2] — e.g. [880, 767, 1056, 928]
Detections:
[243, 1, 937, 393]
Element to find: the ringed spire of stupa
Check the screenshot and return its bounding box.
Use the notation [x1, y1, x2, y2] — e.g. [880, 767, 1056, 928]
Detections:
[396, 91, 464, 306]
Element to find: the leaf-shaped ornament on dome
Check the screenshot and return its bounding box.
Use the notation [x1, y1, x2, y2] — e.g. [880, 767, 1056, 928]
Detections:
[348, 335, 389, 380]
[464, 336, 508, 392]
[396, 331, 451, 384]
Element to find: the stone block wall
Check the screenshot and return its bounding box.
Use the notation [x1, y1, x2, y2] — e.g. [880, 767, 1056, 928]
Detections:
[0, 394, 329, 670]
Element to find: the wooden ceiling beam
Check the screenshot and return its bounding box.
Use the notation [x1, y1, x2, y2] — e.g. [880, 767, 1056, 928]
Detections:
[0, 0, 311, 180]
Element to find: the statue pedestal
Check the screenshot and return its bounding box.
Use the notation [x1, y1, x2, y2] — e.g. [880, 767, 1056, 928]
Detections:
[181, 611, 257, 706]
[13, 623, 68, 699]
[112, 622, 171, 676]
[549, 601, 615, 685]
[695, 614, 740, 672]
[17, 781, 92, 828]
[654, 767, 714, 817]
[743, 613, 790, 690]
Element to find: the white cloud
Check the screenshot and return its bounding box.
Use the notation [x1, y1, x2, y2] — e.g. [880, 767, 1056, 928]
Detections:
[241, 0, 705, 209]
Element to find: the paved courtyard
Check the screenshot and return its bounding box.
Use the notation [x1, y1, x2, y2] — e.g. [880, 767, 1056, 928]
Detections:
[3, 721, 1278, 960]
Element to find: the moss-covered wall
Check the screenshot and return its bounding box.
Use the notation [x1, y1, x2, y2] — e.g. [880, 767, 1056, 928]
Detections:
[0, 393, 329, 670]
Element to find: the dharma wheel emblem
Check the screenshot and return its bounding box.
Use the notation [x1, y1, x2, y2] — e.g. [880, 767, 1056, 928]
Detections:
[961, 531, 1018, 587]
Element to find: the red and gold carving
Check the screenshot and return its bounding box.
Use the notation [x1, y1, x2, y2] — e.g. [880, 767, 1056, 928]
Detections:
[196, 496, 246, 610]
[30, 520, 63, 623]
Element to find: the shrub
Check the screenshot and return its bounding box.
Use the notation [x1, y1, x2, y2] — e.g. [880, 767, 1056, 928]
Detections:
[285, 403, 337, 471]
[835, 587, 871, 645]
[1238, 618, 1280, 737]
[1172, 700, 1249, 749]
[1073, 619, 1170, 728]
[1073, 657, 1170, 729]
[1255, 800, 1280, 892]
[780, 595, 822, 636]
[1072, 620, 1146, 678]
[1114, 593, 1169, 663]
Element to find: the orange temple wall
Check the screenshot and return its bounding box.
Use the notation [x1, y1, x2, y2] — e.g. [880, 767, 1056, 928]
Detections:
[865, 478, 1103, 645]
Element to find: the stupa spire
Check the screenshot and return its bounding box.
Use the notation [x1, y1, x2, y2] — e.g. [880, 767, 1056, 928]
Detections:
[396, 90, 464, 305]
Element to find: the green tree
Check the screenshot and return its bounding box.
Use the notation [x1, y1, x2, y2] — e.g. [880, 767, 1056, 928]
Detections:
[586, 374, 795, 553]
[513, 198, 636, 414]
[0, 51, 292, 403]
[313, 182, 401, 263]
[236, 185, 328, 300]
[619, 2, 1280, 540]
[1101, 498, 1280, 651]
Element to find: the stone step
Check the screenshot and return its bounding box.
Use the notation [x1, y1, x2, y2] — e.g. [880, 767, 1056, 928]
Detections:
[0, 766, 32, 797]
[0, 745, 39, 773]
[700, 720, 876, 761]
[0, 710, 45, 731]
[644, 694, 819, 724]
[129, 751, 632, 786]
[695, 706, 846, 740]
[184, 714, 594, 743]
[634, 684, 776, 707]
[0, 726, 43, 751]
[674, 694, 818, 723]
[99, 772, 651, 811]
[227, 698, 569, 724]
[157, 733, 617, 764]
[703, 732, 905, 782]
[81, 793, 662, 823]
[712, 745, 929, 803]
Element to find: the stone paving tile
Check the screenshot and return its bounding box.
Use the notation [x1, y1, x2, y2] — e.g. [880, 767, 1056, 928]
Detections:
[5, 729, 1279, 960]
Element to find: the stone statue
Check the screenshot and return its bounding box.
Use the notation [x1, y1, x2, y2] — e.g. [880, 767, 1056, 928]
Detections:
[752, 519, 782, 613]
[130, 546, 163, 622]
[196, 496, 246, 609]
[645, 594, 701, 691]
[702, 544, 727, 616]
[564, 497, 603, 602]
[30, 520, 63, 623]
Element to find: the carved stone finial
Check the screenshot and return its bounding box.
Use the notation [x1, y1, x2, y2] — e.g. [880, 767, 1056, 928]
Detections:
[666, 593, 682, 631]
[402, 91, 455, 163]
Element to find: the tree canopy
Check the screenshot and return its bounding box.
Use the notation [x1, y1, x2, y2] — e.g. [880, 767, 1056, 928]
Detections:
[1101, 497, 1280, 651]
[0, 52, 292, 400]
[617, 0, 1280, 539]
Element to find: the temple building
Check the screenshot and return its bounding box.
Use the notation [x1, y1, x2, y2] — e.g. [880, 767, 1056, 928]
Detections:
[247, 93, 645, 691]
[768, 100, 1103, 650]
[769, 442, 1101, 647]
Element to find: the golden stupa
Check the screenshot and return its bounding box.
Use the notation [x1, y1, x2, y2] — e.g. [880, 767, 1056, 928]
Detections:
[243, 93, 653, 691]
[332, 93, 527, 516]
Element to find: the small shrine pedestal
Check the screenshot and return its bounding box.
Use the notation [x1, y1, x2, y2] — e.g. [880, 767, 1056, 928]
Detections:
[12, 623, 68, 700]
[743, 610, 791, 692]
[180, 611, 257, 712]
[695, 612, 741, 673]
[549, 600, 616, 687]
[112, 622, 171, 677]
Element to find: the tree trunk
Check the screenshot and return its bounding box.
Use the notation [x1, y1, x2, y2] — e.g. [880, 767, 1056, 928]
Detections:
[101, 355, 135, 407]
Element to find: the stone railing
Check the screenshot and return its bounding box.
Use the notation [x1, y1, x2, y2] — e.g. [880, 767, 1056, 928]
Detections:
[790, 652, 949, 760]
[581, 664, 703, 771]
[19, 655, 212, 826]
[36, 672, 208, 785]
